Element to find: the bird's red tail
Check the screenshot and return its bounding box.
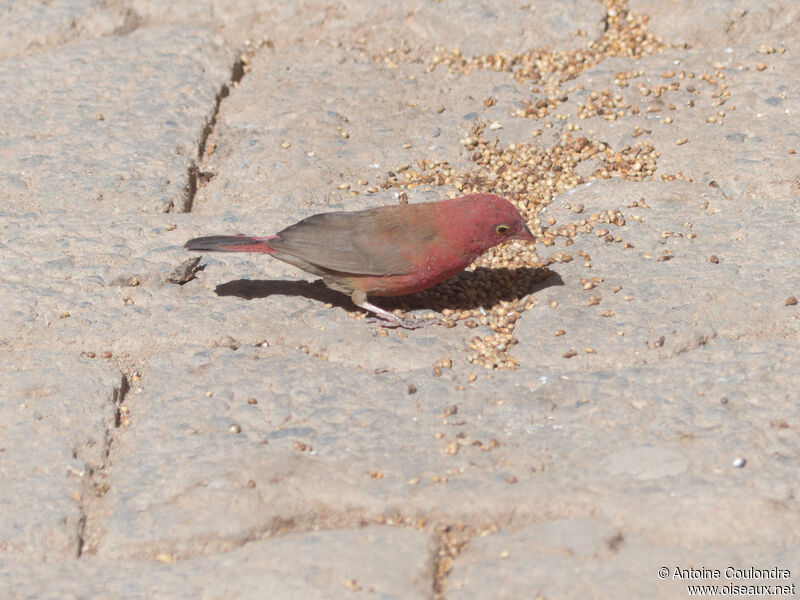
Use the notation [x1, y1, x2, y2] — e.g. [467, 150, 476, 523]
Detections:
[184, 235, 276, 253]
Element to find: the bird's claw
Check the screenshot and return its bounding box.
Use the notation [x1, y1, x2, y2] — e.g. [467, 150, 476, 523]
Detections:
[366, 315, 443, 330]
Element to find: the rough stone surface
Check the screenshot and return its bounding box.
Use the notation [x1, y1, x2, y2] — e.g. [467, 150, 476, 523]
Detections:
[129, 0, 605, 56]
[1, 527, 435, 599]
[0, 0, 125, 58]
[630, 0, 800, 47]
[0, 353, 122, 560]
[515, 181, 800, 369]
[2, 0, 799, 597]
[0, 25, 236, 213]
[449, 521, 799, 599]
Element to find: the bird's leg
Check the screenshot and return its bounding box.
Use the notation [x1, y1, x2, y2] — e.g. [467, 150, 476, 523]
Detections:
[350, 290, 439, 330]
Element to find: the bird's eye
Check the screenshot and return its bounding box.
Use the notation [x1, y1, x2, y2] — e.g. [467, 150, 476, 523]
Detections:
[495, 224, 511, 235]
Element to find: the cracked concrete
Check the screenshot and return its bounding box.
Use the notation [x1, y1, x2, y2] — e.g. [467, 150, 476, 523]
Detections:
[1, 1, 799, 598]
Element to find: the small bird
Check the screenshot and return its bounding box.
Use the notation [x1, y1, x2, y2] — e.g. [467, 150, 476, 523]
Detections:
[185, 193, 534, 328]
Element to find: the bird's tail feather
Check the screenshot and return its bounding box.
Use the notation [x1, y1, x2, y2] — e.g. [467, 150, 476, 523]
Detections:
[184, 235, 276, 253]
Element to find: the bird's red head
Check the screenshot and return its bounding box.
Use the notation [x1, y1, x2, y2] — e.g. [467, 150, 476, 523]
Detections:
[443, 193, 534, 254]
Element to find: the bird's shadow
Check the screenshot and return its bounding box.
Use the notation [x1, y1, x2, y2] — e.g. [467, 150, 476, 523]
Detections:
[214, 266, 563, 315]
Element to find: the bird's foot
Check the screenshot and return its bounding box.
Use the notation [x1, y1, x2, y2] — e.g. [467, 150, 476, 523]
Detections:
[366, 314, 444, 330]
[353, 292, 443, 330]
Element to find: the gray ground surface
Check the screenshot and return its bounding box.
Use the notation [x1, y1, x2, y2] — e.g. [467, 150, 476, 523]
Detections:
[1, 1, 798, 598]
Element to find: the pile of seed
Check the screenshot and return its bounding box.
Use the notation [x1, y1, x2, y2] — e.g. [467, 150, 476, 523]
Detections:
[429, 0, 666, 123]
[372, 127, 658, 369]
[368, 0, 667, 369]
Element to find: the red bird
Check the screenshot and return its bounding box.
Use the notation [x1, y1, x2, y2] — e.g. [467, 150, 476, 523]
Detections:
[185, 193, 534, 328]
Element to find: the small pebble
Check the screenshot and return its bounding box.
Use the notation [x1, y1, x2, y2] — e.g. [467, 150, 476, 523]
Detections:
[732, 457, 746, 468]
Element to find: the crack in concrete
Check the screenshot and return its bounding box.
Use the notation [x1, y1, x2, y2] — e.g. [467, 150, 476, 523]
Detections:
[433, 525, 473, 600]
[77, 372, 129, 558]
[180, 56, 246, 213]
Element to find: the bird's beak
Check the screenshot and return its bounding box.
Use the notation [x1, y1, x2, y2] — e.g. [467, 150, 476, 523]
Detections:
[518, 222, 535, 242]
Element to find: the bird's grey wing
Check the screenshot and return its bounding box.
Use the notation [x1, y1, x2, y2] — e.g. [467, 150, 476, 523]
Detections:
[268, 210, 417, 275]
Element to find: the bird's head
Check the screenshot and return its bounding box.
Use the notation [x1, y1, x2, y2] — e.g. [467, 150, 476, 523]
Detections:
[453, 193, 534, 252]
